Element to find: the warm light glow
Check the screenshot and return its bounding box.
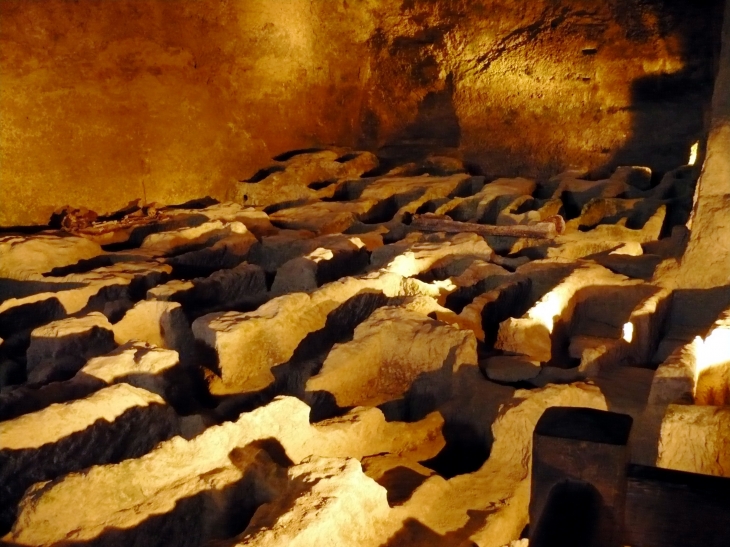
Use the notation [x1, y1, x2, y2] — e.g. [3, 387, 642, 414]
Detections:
[622, 322, 634, 343]
[688, 141, 699, 166]
[694, 327, 730, 379]
[527, 292, 566, 334]
[430, 278, 457, 292]
[348, 237, 366, 249]
[386, 252, 419, 277]
[693, 322, 730, 405]
[307, 247, 334, 263]
[609, 242, 643, 256]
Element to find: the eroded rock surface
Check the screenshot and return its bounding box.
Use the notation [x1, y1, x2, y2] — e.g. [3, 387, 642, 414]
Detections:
[307, 306, 476, 414]
[192, 272, 441, 394]
[0, 383, 180, 532]
[495, 264, 638, 363]
[224, 457, 390, 547]
[657, 404, 730, 477]
[5, 396, 441, 546]
[387, 382, 608, 547]
[112, 300, 194, 356]
[0, 152, 724, 546]
[0, 342, 184, 420]
[26, 312, 117, 384]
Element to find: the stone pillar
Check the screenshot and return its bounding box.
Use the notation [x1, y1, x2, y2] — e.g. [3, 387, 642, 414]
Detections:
[529, 407, 633, 547]
[672, 0, 730, 288]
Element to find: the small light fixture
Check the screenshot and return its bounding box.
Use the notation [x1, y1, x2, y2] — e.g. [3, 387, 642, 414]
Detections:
[622, 322, 634, 343]
[688, 141, 699, 166]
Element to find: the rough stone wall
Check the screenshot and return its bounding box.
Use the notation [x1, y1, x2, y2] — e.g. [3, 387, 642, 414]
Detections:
[672, 0, 730, 288]
[364, 0, 723, 176]
[0, 0, 723, 226]
[0, 0, 376, 226]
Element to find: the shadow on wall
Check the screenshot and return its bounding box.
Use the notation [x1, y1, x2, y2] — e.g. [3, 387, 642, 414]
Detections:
[598, 0, 725, 179]
[365, 73, 462, 172]
[391, 73, 461, 150]
[603, 70, 709, 177]
[358, 0, 724, 181]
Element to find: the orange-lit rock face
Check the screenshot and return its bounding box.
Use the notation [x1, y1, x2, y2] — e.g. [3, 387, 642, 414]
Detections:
[0, 0, 723, 226]
[365, 0, 722, 175]
[0, 0, 375, 225]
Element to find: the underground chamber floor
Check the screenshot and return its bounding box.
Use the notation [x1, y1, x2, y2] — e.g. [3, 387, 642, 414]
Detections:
[1, 149, 729, 547]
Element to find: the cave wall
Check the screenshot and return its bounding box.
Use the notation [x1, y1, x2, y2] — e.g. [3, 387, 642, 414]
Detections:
[0, 0, 723, 226]
[365, 0, 723, 176]
[0, 0, 376, 226]
[672, 0, 730, 288]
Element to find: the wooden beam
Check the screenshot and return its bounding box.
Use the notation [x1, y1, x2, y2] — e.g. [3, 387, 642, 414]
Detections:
[410, 213, 565, 239]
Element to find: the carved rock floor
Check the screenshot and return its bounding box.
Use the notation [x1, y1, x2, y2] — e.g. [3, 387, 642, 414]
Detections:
[1, 151, 728, 547]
